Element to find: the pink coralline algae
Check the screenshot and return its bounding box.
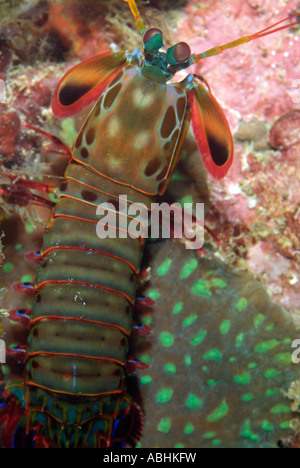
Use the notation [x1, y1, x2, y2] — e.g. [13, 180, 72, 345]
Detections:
[171, 0, 300, 314]
[177, 0, 300, 129]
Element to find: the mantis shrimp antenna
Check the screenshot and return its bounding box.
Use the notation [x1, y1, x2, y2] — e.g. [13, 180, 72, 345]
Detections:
[190, 14, 300, 62]
[122, 0, 146, 35]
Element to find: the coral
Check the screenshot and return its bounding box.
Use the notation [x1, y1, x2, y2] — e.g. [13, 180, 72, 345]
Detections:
[137, 240, 300, 448]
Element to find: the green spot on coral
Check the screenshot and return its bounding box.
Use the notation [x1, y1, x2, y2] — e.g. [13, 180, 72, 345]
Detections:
[265, 388, 278, 397]
[203, 349, 222, 360]
[212, 439, 222, 446]
[274, 352, 292, 365]
[241, 393, 254, 402]
[185, 355, 192, 366]
[254, 339, 280, 353]
[160, 331, 174, 347]
[261, 420, 273, 432]
[157, 418, 171, 433]
[265, 323, 274, 331]
[203, 432, 216, 439]
[279, 421, 291, 429]
[264, 368, 281, 378]
[183, 314, 197, 327]
[14, 243, 22, 250]
[180, 258, 198, 279]
[254, 313, 265, 327]
[270, 404, 290, 414]
[229, 357, 236, 362]
[207, 399, 228, 422]
[235, 333, 244, 348]
[3, 262, 13, 273]
[140, 354, 150, 364]
[173, 302, 183, 314]
[283, 338, 292, 344]
[233, 372, 251, 384]
[207, 380, 217, 387]
[157, 258, 172, 276]
[190, 330, 207, 346]
[241, 420, 259, 441]
[157, 388, 173, 403]
[184, 423, 194, 434]
[219, 320, 231, 335]
[178, 195, 193, 206]
[140, 375, 152, 385]
[174, 443, 185, 448]
[141, 314, 152, 325]
[25, 222, 35, 233]
[210, 278, 227, 288]
[248, 362, 257, 369]
[148, 290, 160, 299]
[186, 394, 202, 409]
[21, 274, 32, 283]
[164, 363, 176, 374]
[191, 279, 212, 297]
[236, 297, 248, 312]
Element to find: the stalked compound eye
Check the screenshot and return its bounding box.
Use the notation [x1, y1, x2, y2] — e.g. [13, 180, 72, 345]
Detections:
[143, 28, 163, 54]
[167, 42, 191, 65]
[143, 27, 163, 44]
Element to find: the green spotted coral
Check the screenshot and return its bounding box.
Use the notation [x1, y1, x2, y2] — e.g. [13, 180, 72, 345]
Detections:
[138, 241, 300, 448]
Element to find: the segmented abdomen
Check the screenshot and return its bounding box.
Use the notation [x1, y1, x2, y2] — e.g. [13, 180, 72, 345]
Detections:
[24, 162, 151, 448]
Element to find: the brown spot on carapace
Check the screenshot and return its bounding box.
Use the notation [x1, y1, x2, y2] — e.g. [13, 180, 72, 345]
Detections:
[163, 141, 171, 152]
[104, 83, 122, 110]
[36, 294, 41, 303]
[112, 369, 121, 377]
[32, 360, 39, 369]
[109, 70, 123, 88]
[81, 190, 98, 202]
[161, 105, 177, 139]
[75, 132, 82, 148]
[126, 306, 131, 315]
[41, 260, 47, 269]
[81, 147, 89, 159]
[156, 165, 168, 181]
[145, 157, 161, 177]
[94, 95, 103, 117]
[176, 96, 186, 121]
[33, 328, 39, 337]
[85, 127, 96, 145]
[107, 198, 119, 211]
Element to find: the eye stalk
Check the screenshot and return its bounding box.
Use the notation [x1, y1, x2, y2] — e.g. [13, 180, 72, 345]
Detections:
[143, 28, 163, 54]
[167, 42, 191, 65]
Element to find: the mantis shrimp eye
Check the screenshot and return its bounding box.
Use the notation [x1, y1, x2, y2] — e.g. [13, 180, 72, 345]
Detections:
[166, 41, 191, 65]
[143, 27, 163, 44]
[173, 42, 191, 62]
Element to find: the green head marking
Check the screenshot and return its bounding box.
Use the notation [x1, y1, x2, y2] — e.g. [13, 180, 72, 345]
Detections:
[142, 28, 192, 84]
